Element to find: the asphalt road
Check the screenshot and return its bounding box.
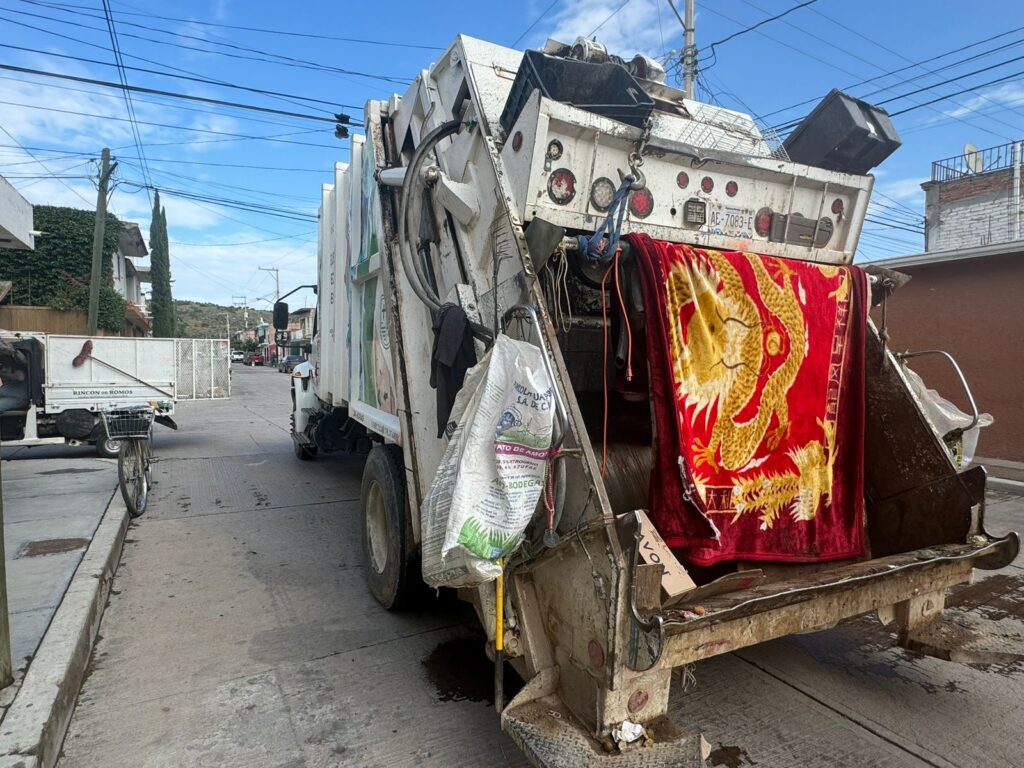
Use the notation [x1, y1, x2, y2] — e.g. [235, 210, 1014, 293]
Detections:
[57, 365, 1024, 767]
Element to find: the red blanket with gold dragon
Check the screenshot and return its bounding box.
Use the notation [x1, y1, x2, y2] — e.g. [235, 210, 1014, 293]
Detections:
[628, 235, 867, 565]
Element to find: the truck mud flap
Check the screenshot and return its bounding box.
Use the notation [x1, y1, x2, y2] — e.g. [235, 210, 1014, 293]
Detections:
[501, 670, 707, 768]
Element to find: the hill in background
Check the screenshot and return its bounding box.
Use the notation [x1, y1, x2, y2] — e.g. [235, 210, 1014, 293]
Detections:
[174, 300, 271, 339]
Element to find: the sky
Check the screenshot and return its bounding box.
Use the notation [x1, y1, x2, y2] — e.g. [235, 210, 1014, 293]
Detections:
[1, 0, 1022, 308]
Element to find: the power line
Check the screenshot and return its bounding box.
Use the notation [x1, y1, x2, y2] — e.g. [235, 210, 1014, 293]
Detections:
[874, 54, 1024, 107]
[511, 0, 561, 48]
[0, 73, 324, 135]
[0, 10, 333, 116]
[888, 69, 1024, 117]
[119, 180, 317, 222]
[0, 43, 345, 111]
[100, 0, 151, 205]
[170, 232, 316, 247]
[699, 0, 818, 65]
[0, 98, 342, 149]
[0, 143, 333, 172]
[588, 0, 634, 37]
[757, 24, 1024, 121]
[0, 64, 343, 122]
[118, 158, 320, 206]
[864, 216, 924, 235]
[26, 0, 445, 50]
[0, 123, 93, 205]
[8, 1, 413, 86]
[803, 2, 1024, 122]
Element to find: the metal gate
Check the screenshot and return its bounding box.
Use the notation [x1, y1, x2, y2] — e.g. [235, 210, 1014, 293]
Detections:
[175, 339, 231, 400]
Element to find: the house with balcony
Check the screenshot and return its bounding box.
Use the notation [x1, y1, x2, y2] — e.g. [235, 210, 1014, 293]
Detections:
[113, 222, 152, 336]
[874, 140, 1024, 477]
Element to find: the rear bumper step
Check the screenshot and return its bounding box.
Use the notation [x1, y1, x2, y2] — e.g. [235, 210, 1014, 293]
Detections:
[648, 535, 1018, 668]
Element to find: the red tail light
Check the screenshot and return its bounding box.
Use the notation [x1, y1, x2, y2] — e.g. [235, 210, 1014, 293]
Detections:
[725, 180, 738, 197]
[629, 188, 654, 219]
[701, 176, 714, 193]
[676, 171, 690, 189]
[547, 168, 577, 205]
[831, 198, 844, 215]
[754, 207, 773, 237]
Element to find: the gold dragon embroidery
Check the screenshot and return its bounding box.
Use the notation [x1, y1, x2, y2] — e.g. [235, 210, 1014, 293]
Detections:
[664, 248, 848, 528]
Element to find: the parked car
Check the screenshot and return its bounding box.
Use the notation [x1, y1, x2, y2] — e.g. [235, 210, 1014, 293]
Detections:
[231, 350, 245, 363]
[245, 352, 265, 366]
[278, 354, 306, 373]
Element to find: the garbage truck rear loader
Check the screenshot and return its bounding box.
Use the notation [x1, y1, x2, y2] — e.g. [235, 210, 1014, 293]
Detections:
[286, 35, 1020, 766]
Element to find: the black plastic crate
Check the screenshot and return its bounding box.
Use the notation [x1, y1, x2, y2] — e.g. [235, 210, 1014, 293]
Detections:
[783, 89, 901, 175]
[499, 50, 655, 135]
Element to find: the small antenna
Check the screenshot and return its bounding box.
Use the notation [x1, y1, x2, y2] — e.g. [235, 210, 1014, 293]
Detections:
[964, 143, 982, 174]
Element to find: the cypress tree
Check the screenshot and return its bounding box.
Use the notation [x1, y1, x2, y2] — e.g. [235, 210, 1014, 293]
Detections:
[149, 192, 175, 337]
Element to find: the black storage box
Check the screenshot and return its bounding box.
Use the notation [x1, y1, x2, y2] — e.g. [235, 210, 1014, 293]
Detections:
[783, 89, 901, 175]
[499, 50, 655, 135]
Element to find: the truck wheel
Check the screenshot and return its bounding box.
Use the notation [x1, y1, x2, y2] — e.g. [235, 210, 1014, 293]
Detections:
[96, 435, 121, 459]
[294, 441, 317, 461]
[361, 443, 418, 610]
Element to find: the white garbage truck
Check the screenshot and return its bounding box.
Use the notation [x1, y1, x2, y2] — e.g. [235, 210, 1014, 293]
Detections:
[283, 34, 1018, 766]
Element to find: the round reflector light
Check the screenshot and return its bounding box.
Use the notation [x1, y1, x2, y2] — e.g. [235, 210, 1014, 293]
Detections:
[547, 168, 577, 205]
[676, 171, 690, 189]
[546, 139, 564, 160]
[701, 176, 714, 193]
[831, 198, 844, 215]
[629, 188, 654, 219]
[511, 131, 523, 152]
[725, 180, 738, 197]
[754, 207, 773, 237]
[590, 177, 616, 212]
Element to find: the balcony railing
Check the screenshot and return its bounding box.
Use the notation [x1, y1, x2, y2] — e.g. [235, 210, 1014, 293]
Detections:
[931, 140, 1022, 182]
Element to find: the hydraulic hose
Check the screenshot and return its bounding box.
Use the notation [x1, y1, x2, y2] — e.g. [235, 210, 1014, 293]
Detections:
[397, 119, 461, 314]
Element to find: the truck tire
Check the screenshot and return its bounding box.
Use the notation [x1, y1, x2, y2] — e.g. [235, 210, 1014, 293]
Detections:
[96, 437, 121, 459]
[94, 429, 121, 459]
[294, 441, 317, 461]
[361, 443, 418, 610]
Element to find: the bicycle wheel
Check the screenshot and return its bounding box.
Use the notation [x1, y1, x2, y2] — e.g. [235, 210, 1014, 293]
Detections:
[118, 439, 149, 518]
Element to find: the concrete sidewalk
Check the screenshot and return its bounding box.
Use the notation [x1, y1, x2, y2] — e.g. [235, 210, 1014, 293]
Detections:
[0, 450, 116, 683]
[0, 445, 127, 768]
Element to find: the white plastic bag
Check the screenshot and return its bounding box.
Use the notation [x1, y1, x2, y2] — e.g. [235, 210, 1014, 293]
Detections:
[903, 365, 992, 467]
[421, 334, 555, 587]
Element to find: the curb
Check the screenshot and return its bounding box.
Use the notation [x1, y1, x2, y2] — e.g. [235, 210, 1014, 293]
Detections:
[988, 476, 1024, 496]
[0, 490, 130, 768]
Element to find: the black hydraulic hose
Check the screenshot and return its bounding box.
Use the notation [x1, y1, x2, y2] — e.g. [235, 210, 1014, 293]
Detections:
[397, 119, 460, 314]
[397, 118, 494, 341]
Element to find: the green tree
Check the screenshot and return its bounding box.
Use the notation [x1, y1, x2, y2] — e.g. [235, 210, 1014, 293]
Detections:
[148, 192, 175, 337]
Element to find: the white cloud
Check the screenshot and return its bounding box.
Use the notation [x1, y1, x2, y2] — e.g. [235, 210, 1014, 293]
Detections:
[943, 82, 1024, 121]
[541, 0, 673, 59]
[167, 236, 318, 306]
[876, 177, 926, 204]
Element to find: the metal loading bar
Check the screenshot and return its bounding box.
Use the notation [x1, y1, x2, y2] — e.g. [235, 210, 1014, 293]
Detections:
[649, 535, 1019, 669]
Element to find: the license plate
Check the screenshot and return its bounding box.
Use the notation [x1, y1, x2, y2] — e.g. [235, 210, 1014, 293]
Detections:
[707, 205, 755, 238]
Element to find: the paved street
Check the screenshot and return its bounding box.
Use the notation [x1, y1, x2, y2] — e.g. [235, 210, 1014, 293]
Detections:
[57, 365, 1024, 767]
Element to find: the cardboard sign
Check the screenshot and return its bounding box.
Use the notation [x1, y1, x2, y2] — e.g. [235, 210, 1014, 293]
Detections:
[633, 509, 697, 601]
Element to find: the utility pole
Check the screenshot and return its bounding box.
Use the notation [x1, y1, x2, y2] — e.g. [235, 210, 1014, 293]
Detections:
[258, 267, 280, 364]
[87, 148, 117, 335]
[683, 0, 696, 100]
[258, 267, 280, 304]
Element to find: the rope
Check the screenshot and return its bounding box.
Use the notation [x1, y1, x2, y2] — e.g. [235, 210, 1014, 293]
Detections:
[600, 264, 614, 478]
[577, 175, 633, 264]
[613, 247, 633, 381]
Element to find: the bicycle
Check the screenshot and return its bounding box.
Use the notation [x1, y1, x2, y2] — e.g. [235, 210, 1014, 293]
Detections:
[101, 406, 155, 518]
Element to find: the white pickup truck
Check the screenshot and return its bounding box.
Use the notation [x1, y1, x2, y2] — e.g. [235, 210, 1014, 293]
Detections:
[0, 332, 229, 456]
